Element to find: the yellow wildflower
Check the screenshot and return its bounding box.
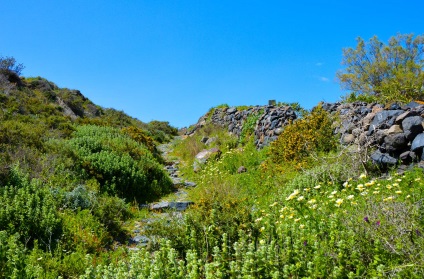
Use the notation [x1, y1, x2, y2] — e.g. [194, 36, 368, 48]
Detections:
[286, 189, 300, 201]
[335, 198, 343, 207]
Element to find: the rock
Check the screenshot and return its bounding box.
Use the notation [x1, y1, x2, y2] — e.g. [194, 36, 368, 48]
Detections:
[384, 133, 407, 153]
[402, 116, 423, 140]
[395, 111, 418, 124]
[370, 151, 398, 165]
[404, 101, 422, 109]
[227, 107, 237, 114]
[130, 235, 149, 245]
[400, 151, 417, 163]
[205, 137, 217, 146]
[201, 136, 209, 143]
[184, 181, 197, 187]
[368, 110, 404, 135]
[150, 201, 193, 211]
[274, 128, 284, 135]
[237, 166, 247, 173]
[193, 148, 222, 172]
[172, 177, 183, 187]
[342, 134, 355, 145]
[411, 133, 424, 152]
[362, 112, 376, 130]
[386, 125, 403, 135]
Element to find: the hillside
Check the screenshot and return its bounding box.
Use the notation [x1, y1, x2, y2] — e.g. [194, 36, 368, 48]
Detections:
[2, 55, 424, 277]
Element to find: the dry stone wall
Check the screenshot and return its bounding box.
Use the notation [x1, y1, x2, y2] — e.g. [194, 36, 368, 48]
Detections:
[187, 101, 424, 169]
[322, 101, 424, 168]
[186, 105, 297, 148]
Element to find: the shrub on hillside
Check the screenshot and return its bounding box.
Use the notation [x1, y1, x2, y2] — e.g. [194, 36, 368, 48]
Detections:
[269, 105, 336, 168]
[66, 125, 173, 202]
[0, 166, 62, 250]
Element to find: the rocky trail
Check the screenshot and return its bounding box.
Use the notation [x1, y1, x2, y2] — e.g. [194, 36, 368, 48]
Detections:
[127, 136, 196, 251]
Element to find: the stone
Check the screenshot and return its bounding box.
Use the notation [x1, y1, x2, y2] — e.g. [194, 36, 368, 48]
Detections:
[205, 137, 217, 146]
[150, 201, 193, 211]
[411, 133, 424, 152]
[384, 133, 407, 153]
[193, 148, 222, 172]
[386, 125, 403, 135]
[184, 181, 197, 187]
[399, 151, 416, 163]
[368, 110, 404, 135]
[341, 134, 355, 145]
[237, 166, 247, 173]
[172, 177, 183, 187]
[404, 101, 422, 109]
[274, 128, 284, 135]
[402, 116, 423, 140]
[200, 136, 209, 144]
[226, 107, 237, 114]
[395, 111, 418, 124]
[361, 112, 376, 130]
[370, 151, 397, 165]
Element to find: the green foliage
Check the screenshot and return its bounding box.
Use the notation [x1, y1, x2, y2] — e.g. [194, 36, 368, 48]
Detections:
[0, 166, 62, 250]
[269, 105, 337, 169]
[277, 101, 307, 118]
[0, 56, 25, 76]
[66, 125, 173, 202]
[239, 112, 260, 144]
[338, 33, 424, 103]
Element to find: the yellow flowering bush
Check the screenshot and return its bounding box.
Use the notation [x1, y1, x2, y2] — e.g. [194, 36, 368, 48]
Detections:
[269, 105, 336, 168]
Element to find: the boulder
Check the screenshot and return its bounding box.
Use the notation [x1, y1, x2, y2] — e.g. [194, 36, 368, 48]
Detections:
[384, 133, 407, 153]
[411, 133, 424, 152]
[237, 166, 247, 173]
[386, 125, 403, 135]
[193, 148, 222, 172]
[205, 137, 217, 146]
[368, 110, 404, 135]
[402, 116, 423, 140]
[370, 151, 397, 165]
[395, 111, 418, 124]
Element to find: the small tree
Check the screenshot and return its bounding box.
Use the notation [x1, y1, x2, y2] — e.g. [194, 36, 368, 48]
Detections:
[337, 34, 424, 103]
[0, 56, 24, 76]
[0, 56, 25, 91]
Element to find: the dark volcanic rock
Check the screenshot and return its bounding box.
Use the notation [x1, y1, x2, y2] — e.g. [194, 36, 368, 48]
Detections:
[384, 133, 407, 153]
[411, 133, 424, 152]
[368, 110, 404, 135]
[370, 151, 398, 165]
[402, 116, 423, 140]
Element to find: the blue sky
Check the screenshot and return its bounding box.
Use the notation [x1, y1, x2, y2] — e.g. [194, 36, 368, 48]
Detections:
[1, 1, 423, 128]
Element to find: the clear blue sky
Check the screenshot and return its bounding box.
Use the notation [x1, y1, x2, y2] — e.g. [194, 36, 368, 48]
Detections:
[1, 1, 423, 128]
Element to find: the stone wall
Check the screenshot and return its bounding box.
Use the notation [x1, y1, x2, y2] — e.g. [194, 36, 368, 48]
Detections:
[186, 105, 297, 148]
[322, 101, 424, 168]
[187, 101, 424, 168]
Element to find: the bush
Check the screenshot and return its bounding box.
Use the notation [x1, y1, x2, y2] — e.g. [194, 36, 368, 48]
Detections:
[66, 125, 173, 202]
[269, 105, 337, 168]
[0, 166, 62, 250]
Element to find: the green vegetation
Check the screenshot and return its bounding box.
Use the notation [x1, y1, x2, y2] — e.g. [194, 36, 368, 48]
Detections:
[2, 33, 424, 277]
[338, 33, 424, 103]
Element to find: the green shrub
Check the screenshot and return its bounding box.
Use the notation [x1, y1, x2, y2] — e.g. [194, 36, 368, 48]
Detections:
[0, 166, 62, 250]
[66, 125, 173, 202]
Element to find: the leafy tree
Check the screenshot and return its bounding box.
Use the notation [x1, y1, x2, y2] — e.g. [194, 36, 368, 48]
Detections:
[0, 56, 25, 76]
[337, 34, 424, 103]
